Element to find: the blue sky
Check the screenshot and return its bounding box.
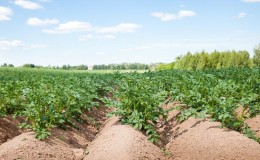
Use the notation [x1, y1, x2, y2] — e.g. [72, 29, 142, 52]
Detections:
[0, 0, 260, 66]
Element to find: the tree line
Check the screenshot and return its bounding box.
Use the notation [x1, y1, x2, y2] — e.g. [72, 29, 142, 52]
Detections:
[92, 63, 150, 70]
[2, 44, 260, 71]
[157, 45, 260, 70]
[0, 63, 153, 70]
[1, 63, 14, 67]
[0, 63, 89, 70]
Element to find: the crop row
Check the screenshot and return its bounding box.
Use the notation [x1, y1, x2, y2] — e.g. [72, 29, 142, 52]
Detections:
[105, 68, 260, 143]
[0, 68, 115, 139]
[0, 68, 259, 143]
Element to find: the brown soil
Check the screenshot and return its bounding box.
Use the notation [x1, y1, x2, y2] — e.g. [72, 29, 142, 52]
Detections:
[0, 132, 79, 160]
[0, 116, 23, 144]
[246, 115, 260, 137]
[85, 116, 165, 160]
[0, 106, 110, 160]
[235, 106, 260, 137]
[165, 117, 260, 160]
[161, 102, 260, 160]
[0, 103, 259, 160]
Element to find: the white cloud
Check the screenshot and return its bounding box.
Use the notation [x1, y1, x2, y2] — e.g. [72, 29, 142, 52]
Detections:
[43, 22, 141, 35]
[14, 0, 42, 10]
[242, 0, 260, 2]
[0, 39, 46, 50]
[0, 6, 13, 21]
[179, 11, 196, 18]
[151, 12, 177, 21]
[151, 10, 196, 21]
[43, 21, 93, 34]
[237, 12, 247, 18]
[0, 40, 24, 50]
[79, 34, 115, 41]
[96, 23, 142, 33]
[54, 21, 92, 31]
[27, 17, 59, 26]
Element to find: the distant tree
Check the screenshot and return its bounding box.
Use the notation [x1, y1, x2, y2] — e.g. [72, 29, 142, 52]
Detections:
[61, 65, 68, 70]
[23, 64, 35, 68]
[239, 51, 251, 67]
[0, 63, 13, 67]
[166, 49, 255, 70]
[253, 44, 260, 66]
[1, 63, 7, 67]
[156, 64, 169, 70]
[182, 52, 193, 69]
[196, 51, 209, 70]
[92, 63, 151, 70]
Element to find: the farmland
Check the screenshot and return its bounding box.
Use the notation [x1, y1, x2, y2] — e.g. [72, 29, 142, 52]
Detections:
[0, 67, 260, 159]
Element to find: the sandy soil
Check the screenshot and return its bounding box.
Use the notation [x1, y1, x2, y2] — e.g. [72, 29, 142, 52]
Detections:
[165, 117, 260, 160]
[85, 116, 165, 160]
[0, 132, 79, 160]
[235, 106, 260, 137]
[0, 106, 110, 160]
[0, 116, 23, 144]
[246, 115, 260, 137]
[0, 103, 259, 160]
[161, 102, 260, 160]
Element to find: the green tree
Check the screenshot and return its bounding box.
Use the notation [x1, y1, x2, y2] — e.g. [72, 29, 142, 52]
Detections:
[196, 51, 209, 70]
[208, 50, 220, 69]
[23, 64, 35, 68]
[253, 44, 260, 66]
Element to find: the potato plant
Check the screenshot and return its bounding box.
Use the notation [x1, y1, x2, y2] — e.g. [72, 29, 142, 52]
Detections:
[104, 74, 168, 142]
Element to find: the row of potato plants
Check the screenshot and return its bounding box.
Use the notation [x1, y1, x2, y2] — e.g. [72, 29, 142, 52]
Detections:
[0, 68, 115, 140]
[104, 68, 260, 143]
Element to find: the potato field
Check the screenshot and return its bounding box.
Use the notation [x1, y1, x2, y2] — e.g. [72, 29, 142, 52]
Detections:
[0, 67, 259, 159]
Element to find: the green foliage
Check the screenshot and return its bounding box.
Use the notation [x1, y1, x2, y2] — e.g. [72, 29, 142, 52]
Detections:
[61, 64, 88, 70]
[158, 50, 254, 70]
[103, 68, 260, 143]
[156, 62, 175, 71]
[93, 63, 151, 70]
[0, 68, 115, 140]
[103, 73, 168, 142]
[1, 63, 14, 67]
[22, 64, 36, 68]
[0, 67, 259, 143]
[253, 44, 260, 66]
[242, 124, 260, 143]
